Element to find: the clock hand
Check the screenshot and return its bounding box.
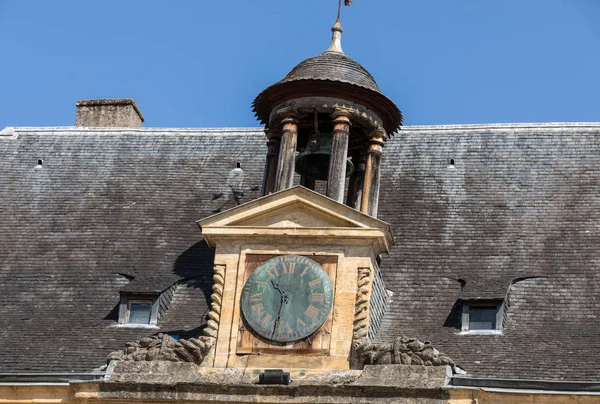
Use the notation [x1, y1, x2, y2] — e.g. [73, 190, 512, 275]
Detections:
[270, 279, 291, 338]
[270, 279, 291, 301]
[271, 281, 285, 338]
[270, 279, 283, 294]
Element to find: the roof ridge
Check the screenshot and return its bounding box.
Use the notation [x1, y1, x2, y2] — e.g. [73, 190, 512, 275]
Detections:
[5, 122, 600, 135]
[5, 127, 265, 134]
[397, 122, 600, 132]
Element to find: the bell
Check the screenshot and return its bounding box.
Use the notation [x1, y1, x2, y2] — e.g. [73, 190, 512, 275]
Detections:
[295, 133, 354, 181]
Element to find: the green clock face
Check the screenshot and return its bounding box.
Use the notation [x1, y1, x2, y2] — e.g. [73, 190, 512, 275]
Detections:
[241, 255, 333, 343]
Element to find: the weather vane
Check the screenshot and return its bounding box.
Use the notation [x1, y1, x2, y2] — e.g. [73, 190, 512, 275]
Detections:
[337, 0, 353, 21]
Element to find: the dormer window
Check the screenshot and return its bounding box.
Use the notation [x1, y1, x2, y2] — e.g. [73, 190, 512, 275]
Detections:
[127, 300, 153, 324]
[461, 300, 504, 334]
[118, 294, 159, 326]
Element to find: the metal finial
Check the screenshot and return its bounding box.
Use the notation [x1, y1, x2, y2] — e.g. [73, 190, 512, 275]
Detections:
[326, 18, 344, 53]
[328, 0, 348, 53]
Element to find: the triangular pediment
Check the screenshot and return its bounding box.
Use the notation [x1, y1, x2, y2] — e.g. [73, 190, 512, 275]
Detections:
[231, 200, 359, 228]
[197, 186, 393, 252]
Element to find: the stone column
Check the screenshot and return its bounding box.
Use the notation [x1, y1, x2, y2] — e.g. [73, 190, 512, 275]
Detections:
[326, 109, 352, 202]
[361, 129, 386, 217]
[274, 115, 299, 192]
[261, 128, 281, 196]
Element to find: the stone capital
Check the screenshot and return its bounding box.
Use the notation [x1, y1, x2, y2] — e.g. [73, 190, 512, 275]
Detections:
[275, 106, 304, 122]
[331, 107, 354, 121]
[367, 131, 385, 155]
[367, 142, 384, 155]
[368, 127, 387, 142]
[280, 116, 299, 127]
[264, 127, 281, 140]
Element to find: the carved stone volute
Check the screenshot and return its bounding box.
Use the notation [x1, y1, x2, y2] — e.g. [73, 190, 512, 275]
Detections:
[107, 333, 213, 364]
[354, 335, 457, 372]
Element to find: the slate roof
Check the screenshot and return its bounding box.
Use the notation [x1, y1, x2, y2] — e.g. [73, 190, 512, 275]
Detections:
[0, 127, 264, 373]
[1, 123, 600, 381]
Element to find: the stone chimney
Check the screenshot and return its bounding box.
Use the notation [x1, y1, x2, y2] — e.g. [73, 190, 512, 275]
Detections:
[75, 98, 144, 127]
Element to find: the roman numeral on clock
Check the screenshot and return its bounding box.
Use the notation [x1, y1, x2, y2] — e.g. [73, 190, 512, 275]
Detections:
[311, 293, 324, 302]
[280, 262, 296, 274]
[304, 305, 320, 320]
[277, 321, 292, 334]
[308, 278, 321, 287]
[251, 303, 264, 314]
[261, 313, 273, 328]
[249, 292, 262, 302]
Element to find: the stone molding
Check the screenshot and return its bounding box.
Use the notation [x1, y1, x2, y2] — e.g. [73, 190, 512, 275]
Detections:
[198, 186, 394, 254]
[101, 362, 449, 403]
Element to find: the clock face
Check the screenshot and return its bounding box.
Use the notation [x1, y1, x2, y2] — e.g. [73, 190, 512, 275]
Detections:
[241, 255, 333, 343]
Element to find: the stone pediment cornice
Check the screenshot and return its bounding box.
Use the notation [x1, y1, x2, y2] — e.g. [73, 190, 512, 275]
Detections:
[197, 186, 393, 254]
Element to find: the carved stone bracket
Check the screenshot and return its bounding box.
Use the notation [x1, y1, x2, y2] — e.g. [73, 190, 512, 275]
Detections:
[107, 333, 213, 364]
[353, 267, 372, 342]
[355, 336, 456, 371]
[204, 264, 225, 339]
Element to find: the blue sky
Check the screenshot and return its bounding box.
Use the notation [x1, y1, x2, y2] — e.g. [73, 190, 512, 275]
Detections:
[0, 0, 599, 128]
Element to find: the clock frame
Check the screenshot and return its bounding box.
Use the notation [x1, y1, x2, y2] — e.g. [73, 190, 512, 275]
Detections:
[241, 255, 334, 343]
[237, 254, 337, 355]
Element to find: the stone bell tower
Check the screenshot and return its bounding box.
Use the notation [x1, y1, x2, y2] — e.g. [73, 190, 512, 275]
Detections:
[195, 11, 400, 374]
[253, 18, 402, 217]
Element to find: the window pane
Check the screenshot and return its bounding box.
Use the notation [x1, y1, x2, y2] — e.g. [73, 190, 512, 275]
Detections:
[128, 302, 152, 324]
[469, 307, 497, 330]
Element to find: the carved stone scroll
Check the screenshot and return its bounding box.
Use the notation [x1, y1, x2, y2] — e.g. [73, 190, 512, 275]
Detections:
[355, 336, 457, 371]
[107, 333, 213, 364]
[353, 267, 372, 341]
[204, 264, 225, 339]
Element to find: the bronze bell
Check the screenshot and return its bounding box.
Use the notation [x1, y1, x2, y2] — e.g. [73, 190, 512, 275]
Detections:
[295, 133, 354, 181]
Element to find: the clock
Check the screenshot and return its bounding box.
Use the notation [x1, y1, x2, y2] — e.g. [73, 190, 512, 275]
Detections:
[241, 255, 334, 343]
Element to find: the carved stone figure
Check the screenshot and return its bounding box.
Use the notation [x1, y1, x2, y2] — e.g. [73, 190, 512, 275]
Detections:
[355, 335, 456, 371]
[107, 333, 213, 364]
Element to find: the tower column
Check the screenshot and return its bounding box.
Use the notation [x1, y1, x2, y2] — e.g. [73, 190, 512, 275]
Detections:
[326, 109, 352, 202]
[275, 115, 299, 192]
[361, 129, 386, 217]
[261, 128, 281, 196]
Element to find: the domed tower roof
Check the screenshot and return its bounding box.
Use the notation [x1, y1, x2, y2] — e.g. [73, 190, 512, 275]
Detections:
[253, 21, 402, 134]
[279, 51, 380, 93]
